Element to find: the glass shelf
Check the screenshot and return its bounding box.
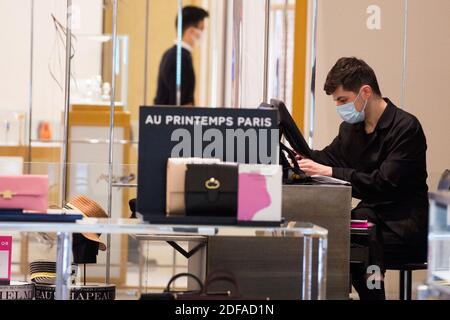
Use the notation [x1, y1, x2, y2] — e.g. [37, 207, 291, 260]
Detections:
[1, 219, 327, 301]
[0, 219, 327, 239]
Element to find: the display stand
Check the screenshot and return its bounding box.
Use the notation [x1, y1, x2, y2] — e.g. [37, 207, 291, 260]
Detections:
[0, 221, 328, 301]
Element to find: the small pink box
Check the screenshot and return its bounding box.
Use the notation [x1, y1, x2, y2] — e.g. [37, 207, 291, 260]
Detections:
[238, 164, 282, 222]
[0, 175, 48, 212]
[0, 236, 12, 284]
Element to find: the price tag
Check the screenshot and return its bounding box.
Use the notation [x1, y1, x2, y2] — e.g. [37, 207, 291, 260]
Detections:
[0, 236, 12, 284]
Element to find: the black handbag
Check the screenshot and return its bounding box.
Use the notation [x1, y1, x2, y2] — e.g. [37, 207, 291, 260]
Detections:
[139, 273, 204, 300]
[180, 270, 269, 301]
[185, 164, 238, 217]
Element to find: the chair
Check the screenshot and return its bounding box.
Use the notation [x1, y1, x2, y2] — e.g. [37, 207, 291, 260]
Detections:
[386, 170, 449, 300]
[385, 262, 428, 300]
[438, 169, 450, 191]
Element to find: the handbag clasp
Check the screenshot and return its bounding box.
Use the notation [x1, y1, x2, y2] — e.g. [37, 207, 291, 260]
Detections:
[1, 190, 16, 200]
[205, 178, 221, 190]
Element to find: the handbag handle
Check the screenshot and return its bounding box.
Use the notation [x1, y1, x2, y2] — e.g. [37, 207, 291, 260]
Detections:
[164, 273, 204, 294]
[203, 271, 241, 297]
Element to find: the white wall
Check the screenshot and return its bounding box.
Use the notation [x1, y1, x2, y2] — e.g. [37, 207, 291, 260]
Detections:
[307, 0, 450, 300]
[308, 0, 450, 191]
[223, 0, 267, 108]
[406, 0, 450, 191]
[0, 0, 32, 144]
[0, 0, 103, 141]
[240, 0, 266, 108]
[311, 0, 404, 150]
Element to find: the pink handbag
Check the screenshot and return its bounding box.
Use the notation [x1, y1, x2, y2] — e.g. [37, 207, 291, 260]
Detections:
[0, 175, 48, 212]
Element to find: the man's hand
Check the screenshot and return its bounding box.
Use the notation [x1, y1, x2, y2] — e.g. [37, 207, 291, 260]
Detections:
[298, 159, 333, 177]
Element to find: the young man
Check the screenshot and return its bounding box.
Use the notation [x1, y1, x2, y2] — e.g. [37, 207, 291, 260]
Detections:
[298, 57, 429, 300]
[154, 6, 209, 106]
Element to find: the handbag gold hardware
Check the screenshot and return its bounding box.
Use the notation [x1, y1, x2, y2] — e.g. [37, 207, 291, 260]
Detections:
[205, 178, 221, 190]
[1, 190, 16, 200]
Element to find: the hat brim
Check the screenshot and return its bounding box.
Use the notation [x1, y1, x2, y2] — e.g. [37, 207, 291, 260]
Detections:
[66, 201, 107, 251]
[81, 233, 107, 251]
[30, 273, 57, 285]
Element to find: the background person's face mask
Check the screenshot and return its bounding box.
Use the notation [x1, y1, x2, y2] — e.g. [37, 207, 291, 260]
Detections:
[336, 90, 368, 124]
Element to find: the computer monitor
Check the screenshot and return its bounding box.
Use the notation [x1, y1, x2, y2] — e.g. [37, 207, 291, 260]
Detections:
[260, 99, 312, 159]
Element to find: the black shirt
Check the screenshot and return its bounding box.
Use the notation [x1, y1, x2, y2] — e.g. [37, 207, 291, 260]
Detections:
[311, 99, 429, 243]
[154, 45, 195, 106]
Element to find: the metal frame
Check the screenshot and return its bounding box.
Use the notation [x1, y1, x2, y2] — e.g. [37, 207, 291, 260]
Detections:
[143, 0, 150, 105]
[282, 0, 290, 103]
[263, 0, 271, 102]
[176, 0, 183, 106]
[106, 0, 119, 284]
[61, 0, 73, 206]
[231, 0, 243, 108]
[308, 0, 318, 148]
[231, 0, 272, 108]
[26, 0, 34, 169]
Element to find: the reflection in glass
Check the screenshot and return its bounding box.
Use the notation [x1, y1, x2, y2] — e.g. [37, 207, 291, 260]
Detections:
[70, 35, 129, 108]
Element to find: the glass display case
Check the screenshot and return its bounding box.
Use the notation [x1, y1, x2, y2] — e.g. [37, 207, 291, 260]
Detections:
[418, 192, 450, 299]
[70, 34, 129, 109]
[0, 111, 27, 146]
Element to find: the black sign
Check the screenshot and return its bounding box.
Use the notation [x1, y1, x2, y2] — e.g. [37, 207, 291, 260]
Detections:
[137, 106, 279, 222]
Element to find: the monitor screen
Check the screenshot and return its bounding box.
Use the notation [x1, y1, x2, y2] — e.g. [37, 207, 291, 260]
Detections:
[260, 99, 312, 159]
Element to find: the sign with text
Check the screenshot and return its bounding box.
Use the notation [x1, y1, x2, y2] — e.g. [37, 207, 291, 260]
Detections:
[137, 106, 279, 221]
[0, 236, 12, 284]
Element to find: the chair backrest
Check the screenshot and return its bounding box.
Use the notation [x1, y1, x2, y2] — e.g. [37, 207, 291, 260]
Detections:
[438, 170, 450, 191]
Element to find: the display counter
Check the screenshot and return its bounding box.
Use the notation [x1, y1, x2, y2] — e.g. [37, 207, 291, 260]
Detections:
[201, 184, 352, 300]
[0, 219, 327, 301]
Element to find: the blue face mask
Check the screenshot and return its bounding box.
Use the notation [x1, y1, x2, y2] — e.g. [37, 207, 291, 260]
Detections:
[336, 91, 368, 124]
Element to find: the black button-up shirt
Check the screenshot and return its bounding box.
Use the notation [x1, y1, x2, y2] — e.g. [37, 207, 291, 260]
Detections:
[311, 99, 429, 243]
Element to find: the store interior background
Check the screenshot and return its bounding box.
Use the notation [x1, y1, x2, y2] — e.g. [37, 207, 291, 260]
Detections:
[0, 0, 449, 299]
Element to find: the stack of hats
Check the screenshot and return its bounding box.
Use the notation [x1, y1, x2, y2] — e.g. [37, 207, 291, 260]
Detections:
[29, 261, 77, 285]
[29, 260, 115, 300]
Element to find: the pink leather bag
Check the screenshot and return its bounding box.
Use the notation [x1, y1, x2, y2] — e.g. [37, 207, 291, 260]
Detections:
[0, 175, 48, 212]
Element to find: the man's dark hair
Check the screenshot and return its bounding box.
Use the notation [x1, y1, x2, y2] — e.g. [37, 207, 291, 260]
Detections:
[175, 6, 209, 34]
[324, 57, 382, 96]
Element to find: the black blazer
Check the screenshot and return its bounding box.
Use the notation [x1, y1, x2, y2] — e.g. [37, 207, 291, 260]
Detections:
[154, 45, 195, 106]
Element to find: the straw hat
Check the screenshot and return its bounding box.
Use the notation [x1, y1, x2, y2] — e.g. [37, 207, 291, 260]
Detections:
[65, 195, 108, 251]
